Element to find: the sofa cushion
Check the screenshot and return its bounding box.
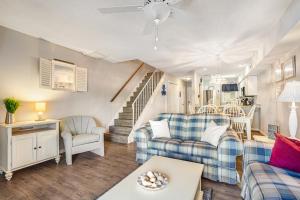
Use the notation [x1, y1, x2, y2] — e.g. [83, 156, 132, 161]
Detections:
[148, 138, 182, 153]
[244, 162, 300, 200]
[269, 133, 300, 173]
[167, 114, 230, 141]
[179, 140, 218, 159]
[72, 134, 100, 146]
[168, 114, 188, 139]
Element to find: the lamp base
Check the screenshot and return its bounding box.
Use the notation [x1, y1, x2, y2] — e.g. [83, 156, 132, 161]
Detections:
[36, 113, 45, 121]
[289, 102, 298, 139]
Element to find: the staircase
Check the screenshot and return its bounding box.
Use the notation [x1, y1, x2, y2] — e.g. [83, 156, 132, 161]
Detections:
[109, 70, 164, 144]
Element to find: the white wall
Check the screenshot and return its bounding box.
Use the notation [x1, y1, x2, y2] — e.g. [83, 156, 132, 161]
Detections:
[257, 46, 300, 138]
[0, 26, 154, 129]
[131, 74, 186, 127]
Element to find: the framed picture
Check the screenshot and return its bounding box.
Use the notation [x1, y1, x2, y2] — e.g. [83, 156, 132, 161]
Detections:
[283, 56, 296, 80]
[274, 64, 283, 82]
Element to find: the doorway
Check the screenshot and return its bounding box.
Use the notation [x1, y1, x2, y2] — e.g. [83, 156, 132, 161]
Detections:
[167, 82, 179, 113]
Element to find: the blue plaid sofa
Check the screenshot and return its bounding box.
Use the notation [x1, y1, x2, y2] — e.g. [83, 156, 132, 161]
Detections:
[241, 141, 300, 200]
[134, 113, 243, 184]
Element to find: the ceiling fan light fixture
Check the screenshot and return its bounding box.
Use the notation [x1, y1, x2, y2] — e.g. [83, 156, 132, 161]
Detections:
[154, 18, 161, 24]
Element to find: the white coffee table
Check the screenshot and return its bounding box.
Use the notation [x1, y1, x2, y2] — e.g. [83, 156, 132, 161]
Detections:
[98, 156, 204, 200]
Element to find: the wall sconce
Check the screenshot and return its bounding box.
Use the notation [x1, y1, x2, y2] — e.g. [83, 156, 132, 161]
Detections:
[35, 102, 46, 121]
[161, 84, 167, 96]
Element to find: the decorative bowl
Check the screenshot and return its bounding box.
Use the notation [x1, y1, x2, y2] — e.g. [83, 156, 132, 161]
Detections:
[137, 171, 168, 191]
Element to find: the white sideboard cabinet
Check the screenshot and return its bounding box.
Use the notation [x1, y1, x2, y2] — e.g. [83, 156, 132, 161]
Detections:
[0, 120, 60, 180]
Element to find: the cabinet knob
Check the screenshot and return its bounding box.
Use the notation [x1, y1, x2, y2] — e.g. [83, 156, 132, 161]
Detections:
[34, 147, 37, 150]
[38, 146, 42, 149]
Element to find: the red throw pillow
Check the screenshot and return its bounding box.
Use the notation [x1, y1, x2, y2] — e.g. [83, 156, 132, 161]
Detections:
[269, 133, 300, 173]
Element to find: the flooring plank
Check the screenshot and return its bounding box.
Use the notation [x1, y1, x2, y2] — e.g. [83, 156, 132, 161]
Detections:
[0, 141, 242, 200]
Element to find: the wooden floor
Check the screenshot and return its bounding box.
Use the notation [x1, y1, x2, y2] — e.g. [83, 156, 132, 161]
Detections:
[0, 141, 242, 200]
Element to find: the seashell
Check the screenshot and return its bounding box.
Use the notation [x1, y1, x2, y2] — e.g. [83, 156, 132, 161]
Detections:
[151, 183, 157, 188]
[157, 175, 164, 182]
[143, 176, 150, 181]
[155, 180, 162, 186]
[147, 171, 155, 178]
[150, 177, 156, 183]
[142, 180, 152, 186]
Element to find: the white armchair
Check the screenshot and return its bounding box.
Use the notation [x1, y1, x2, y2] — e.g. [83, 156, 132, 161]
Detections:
[60, 116, 105, 165]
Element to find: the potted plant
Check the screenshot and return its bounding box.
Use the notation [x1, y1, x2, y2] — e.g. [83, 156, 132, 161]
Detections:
[3, 97, 20, 124]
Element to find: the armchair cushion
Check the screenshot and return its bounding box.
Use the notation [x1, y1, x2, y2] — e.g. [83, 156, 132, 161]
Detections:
[243, 162, 300, 200]
[243, 140, 273, 171]
[72, 134, 100, 146]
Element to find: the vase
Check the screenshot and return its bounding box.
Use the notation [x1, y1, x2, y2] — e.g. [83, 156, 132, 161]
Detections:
[5, 112, 15, 124]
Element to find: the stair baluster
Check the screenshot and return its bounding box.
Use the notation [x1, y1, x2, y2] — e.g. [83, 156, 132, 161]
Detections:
[132, 70, 163, 126]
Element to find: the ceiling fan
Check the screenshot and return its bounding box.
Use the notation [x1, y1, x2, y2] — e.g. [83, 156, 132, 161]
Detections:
[98, 0, 189, 50]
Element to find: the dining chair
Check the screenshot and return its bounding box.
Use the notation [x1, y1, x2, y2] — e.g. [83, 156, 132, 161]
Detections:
[223, 105, 246, 139]
[197, 104, 218, 114]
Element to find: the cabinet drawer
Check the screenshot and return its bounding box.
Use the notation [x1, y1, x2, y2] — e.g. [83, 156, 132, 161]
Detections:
[12, 133, 36, 169]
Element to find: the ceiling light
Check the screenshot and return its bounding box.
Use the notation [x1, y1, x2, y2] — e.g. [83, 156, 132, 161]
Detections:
[239, 64, 250, 68]
[154, 45, 158, 51]
[182, 77, 192, 81]
[154, 18, 160, 25]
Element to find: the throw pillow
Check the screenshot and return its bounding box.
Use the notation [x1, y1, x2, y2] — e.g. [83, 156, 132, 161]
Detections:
[201, 124, 228, 147]
[149, 119, 171, 139]
[208, 120, 218, 128]
[269, 133, 300, 173]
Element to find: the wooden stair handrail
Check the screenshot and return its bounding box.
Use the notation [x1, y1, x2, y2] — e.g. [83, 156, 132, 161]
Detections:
[110, 62, 144, 102]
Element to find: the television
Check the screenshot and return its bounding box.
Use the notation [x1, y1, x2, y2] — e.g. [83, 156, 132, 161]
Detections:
[222, 84, 238, 92]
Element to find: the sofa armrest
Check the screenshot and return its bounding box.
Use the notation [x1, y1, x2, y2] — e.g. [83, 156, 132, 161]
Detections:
[91, 127, 105, 142]
[91, 127, 105, 141]
[134, 126, 152, 149]
[91, 127, 105, 135]
[243, 140, 273, 170]
[217, 130, 243, 169]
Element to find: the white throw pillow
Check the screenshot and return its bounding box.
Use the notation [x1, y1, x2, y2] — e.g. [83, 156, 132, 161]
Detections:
[149, 119, 171, 139]
[201, 123, 228, 147]
[208, 120, 217, 128]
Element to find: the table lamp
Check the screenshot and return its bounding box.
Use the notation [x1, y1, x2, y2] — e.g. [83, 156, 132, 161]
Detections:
[35, 102, 46, 121]
[278, 81, 300, 138]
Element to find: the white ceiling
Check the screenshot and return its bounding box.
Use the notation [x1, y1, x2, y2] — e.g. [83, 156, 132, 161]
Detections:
[251, 21, 300, 74]
[0, 0, 295, 76]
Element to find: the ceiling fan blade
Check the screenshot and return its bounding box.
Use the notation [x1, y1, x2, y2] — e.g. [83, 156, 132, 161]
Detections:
[142, 21, 155, 35]
[98, 6, 143, 14]
[171, 0, 193, 7]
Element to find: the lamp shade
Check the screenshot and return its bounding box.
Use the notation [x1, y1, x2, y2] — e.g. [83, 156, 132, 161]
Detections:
[278, 81, 300, 102]
[35, 102, 46, 112]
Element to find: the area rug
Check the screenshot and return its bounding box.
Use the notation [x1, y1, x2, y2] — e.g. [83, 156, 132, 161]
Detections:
[203, 187, 213, 200]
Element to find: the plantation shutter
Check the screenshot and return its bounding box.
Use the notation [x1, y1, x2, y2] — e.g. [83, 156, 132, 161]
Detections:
[76, 67, 88, 92]
[39, 58, 52, 89]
